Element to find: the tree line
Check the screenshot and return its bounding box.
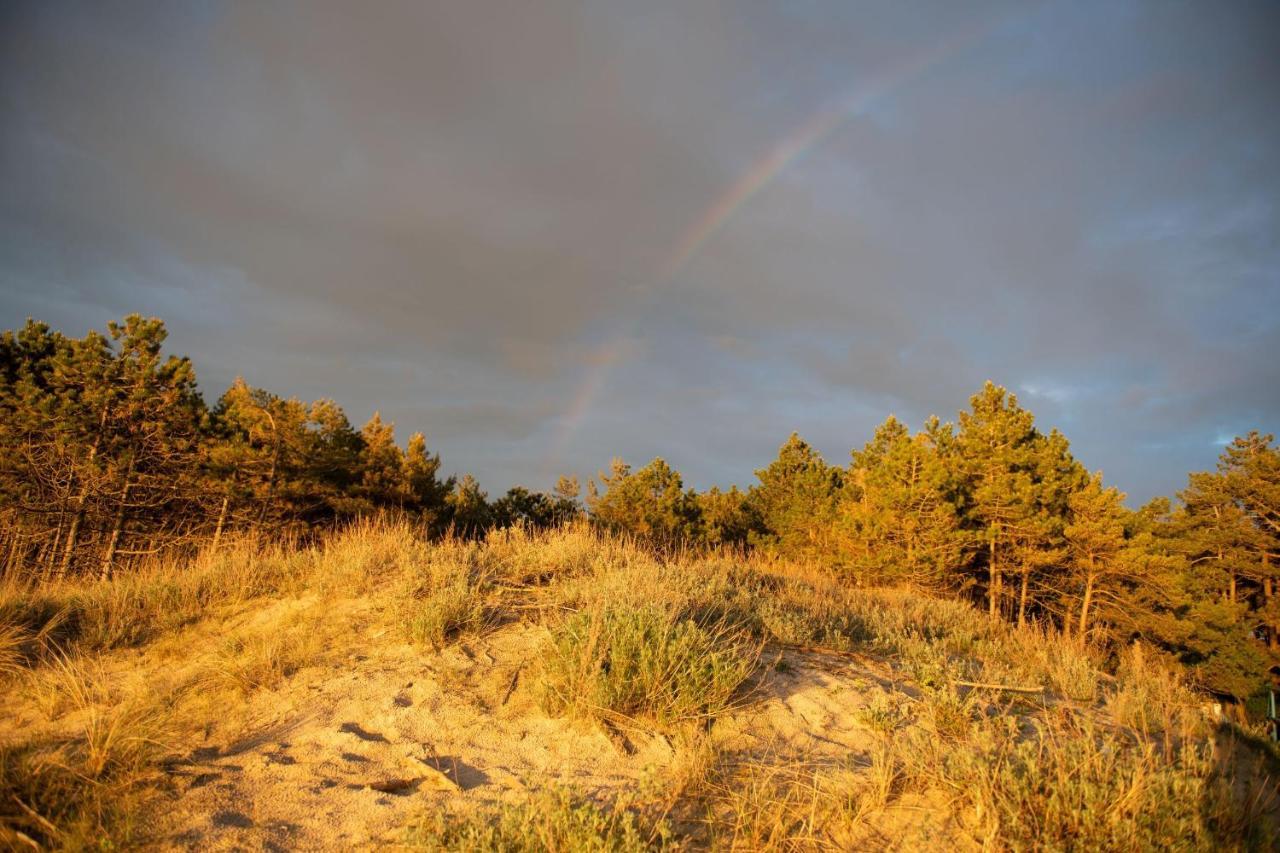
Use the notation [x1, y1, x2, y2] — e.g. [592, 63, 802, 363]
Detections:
[2, 315, 1277, 702]
[0, 316, 577, 582]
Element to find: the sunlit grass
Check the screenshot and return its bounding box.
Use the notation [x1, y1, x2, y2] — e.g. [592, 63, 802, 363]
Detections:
[0, 521, 1274, 849]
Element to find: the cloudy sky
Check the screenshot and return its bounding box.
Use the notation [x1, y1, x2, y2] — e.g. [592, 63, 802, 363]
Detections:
[2, 1, 1277, 502]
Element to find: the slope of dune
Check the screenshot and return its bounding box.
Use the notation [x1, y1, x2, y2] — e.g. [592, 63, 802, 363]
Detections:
[3, 524, 1276, 851]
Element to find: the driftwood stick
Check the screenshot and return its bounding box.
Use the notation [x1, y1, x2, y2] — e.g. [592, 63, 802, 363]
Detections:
[955, 680, 1043, 694]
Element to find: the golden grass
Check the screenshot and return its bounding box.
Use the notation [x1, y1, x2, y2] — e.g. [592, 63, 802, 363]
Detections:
[405, 787, 666, 851]
[1, 521, 1275, 850]
[540, 602, 759, 729]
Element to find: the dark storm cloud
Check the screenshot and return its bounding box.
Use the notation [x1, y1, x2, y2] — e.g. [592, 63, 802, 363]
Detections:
[2, 0, 1277, 500]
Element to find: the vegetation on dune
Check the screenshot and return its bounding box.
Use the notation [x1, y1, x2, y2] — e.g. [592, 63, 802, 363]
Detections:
[541, 603, 758, 728]
[2, 314, 1280, 848]
[0, 524, 1274, 849]
[3, 315, 1277, 708]
[405, 788, 665, 852]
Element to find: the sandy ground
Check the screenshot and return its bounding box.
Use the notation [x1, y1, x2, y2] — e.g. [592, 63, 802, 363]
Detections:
[140, 617, 960, 851]
[149, 619, 667, 850]
[2, 589, 966, 850]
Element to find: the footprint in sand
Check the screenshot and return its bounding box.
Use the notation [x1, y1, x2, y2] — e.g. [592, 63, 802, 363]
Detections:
[212, 810, 254, 829]
[339, 721, 390, 743]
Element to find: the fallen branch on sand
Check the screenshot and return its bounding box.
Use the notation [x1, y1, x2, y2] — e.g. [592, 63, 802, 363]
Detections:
[954, 680, 1043, 694]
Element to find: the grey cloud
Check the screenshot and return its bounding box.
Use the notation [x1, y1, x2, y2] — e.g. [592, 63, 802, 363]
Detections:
[2, 0, 1277, 500]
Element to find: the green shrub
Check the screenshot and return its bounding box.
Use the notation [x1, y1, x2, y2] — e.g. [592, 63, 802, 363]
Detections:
[402, 577, 486, 649]
[541, 604, 757, 727]
[756, 596, 869, 650]
[405, 789, 663, 852]
[399, 545, 489, 650]
[894, 710, 1276, 851]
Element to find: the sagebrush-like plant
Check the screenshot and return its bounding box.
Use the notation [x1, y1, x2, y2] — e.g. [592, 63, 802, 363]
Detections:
[541, 604, 757, 727]
[405, 788, 664, 852]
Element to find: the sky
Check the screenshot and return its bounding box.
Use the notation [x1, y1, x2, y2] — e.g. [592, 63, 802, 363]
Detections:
[2, 0, 1278, 504]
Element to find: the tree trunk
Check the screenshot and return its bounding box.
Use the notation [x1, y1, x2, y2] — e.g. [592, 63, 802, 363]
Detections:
[58, 406, 109, 577]
[1017, 569, 1030, 629]
[212, 494, 230, 552]
[99, 457, 134, 581]
[1078, 570, 1096, 637]
[42, 514, 64, 583]
[1266, 565, 1277, 652]
[988, 537, 1000, 621]
[59, 484, 91, 577]
[3, 530, 19, 583]
[260, 438, 281, 525]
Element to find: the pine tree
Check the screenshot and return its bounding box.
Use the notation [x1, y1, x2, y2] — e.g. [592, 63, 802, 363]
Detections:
[94, 316, 204, 578]
[950, 383, 1042, 621]
[550, 474, 584, 522]
[491, 486, 573, 529]
[401, 432, 452, 529]
[1063, 474, 1135, 636]
[839, 417, 964, 588]
[588, 458, 701, 543]
[446, 474, 491, 537]
[1220, 433, 1280, 651]
[1126, 497, 1267, 700]
[214, 379, 311, 528]
[748, 433, 842, 560]
[1178, 470, 1257, 611]
[697, 486, 758, 547]
[303, 399, 365, 519]
[359, 412, 404, 508]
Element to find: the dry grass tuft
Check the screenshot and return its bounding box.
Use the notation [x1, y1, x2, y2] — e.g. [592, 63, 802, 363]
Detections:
[540, 601, 759, 730]
[398, 539, 493, 649]
[209, 627, 324, 695]
[2, 666, 172, 850]
[405, 788, 666, 851]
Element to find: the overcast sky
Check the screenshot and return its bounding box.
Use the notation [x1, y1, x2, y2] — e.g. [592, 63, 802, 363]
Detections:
[2, 0, 1277, 503]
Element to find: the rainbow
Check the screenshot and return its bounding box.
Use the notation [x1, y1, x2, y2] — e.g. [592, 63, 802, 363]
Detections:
[546, 14, 1007, 473]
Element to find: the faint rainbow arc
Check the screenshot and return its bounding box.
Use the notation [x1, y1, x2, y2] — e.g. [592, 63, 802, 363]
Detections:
[546, 18, 1001, 473]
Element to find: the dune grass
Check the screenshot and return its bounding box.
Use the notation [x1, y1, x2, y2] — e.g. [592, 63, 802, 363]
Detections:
[1, 677, 172, 850]
[405, 788, 666, 852]
[1, 521, 1276, 849]
[397, 539, 493, 649]
[540, 602, 758, 728]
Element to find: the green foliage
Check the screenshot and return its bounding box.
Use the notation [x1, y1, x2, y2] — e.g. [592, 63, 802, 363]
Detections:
[838, 416, 965, 587]
[541, 603, 757, 727]
[748, 433, 842, 559]
[947, 382, 1087, 623]
[917, 717, 1264, 850]
[2, 312, 1278, 708]
[491, 485, 580, 530]
[399, 547, 489, 649]
[587, 458, 702, 544]
[696, 486, 758, 547]
[405, 788, 662, 852]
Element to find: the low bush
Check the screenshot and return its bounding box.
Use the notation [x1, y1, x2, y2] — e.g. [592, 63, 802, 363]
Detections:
[541, 603, 758, 728]
[405, 788, 665, 852]
[398, 543, 490, 649]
